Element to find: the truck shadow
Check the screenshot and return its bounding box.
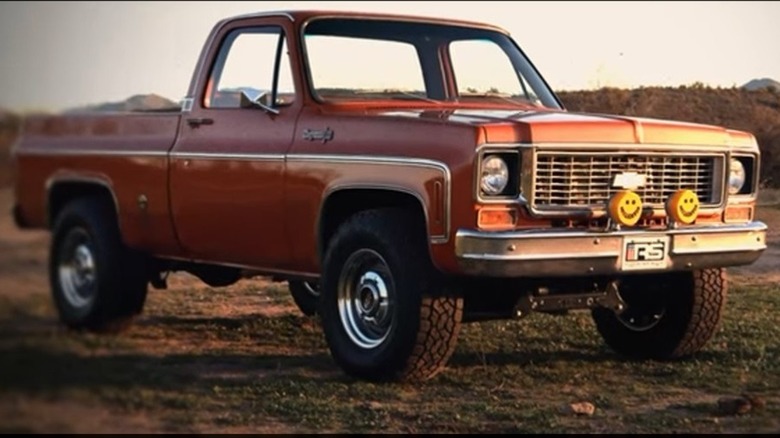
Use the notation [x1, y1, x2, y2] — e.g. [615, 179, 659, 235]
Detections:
[0, 310, 747, 396]
[0, 344, 338, 395]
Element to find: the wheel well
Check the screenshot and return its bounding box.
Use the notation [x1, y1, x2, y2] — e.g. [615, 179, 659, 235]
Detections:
[48, 182, 118, 228]
[318, 189, 428, 259]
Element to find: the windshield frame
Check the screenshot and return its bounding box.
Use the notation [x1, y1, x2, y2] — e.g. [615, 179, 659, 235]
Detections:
[299, 15, 563, 110]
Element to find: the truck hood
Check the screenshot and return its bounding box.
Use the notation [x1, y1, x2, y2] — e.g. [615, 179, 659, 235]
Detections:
[368, 108, 755, 148]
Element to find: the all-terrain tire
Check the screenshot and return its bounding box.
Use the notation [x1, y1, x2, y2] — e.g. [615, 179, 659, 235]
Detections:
[289, 280, 320, 316]
[50, 196, 148, 332]
[591, 269, 727, 359]
[319, 208, 463, 382]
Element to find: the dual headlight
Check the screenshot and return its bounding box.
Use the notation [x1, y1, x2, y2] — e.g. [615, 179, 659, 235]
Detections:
[728, 156, 756, 196]
[480, 153, 518, 197]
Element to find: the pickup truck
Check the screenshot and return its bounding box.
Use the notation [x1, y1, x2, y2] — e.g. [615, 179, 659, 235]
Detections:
[12, 10, 767, 382]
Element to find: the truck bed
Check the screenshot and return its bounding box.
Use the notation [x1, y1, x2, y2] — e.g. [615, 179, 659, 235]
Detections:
[13, 112, 183, 255]
[16, 112, 181, 155]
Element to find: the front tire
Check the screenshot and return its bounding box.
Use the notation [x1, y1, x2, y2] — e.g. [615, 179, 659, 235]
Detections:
[50, 197, 148, 332]
[591, 269, 727, 359]
[320, 209, 463, 382]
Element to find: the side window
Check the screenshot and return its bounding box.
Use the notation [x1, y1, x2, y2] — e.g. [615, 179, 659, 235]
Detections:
[206, 27, 295, 109]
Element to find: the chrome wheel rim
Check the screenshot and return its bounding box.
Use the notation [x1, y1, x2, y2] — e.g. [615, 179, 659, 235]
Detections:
[303, 281, 320, 298]
[58, 228, 98, 310]
[616, 296, 666, 332]
[617, 310, 665, 332]
[337, 249, 394, 349]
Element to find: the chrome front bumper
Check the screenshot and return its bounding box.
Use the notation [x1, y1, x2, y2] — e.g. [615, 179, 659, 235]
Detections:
[455, 222, 767, 277]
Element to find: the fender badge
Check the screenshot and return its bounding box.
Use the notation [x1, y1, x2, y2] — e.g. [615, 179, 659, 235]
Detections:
[303, 127, 334, 143]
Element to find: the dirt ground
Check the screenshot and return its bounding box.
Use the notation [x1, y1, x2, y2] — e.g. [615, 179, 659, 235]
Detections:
[0, 187, 309, 433]
[0, 186, 778, 433]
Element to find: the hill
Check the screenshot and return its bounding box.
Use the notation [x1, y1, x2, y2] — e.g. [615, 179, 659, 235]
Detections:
[64, 93, 179, 113]
[742, 78, 780, 91]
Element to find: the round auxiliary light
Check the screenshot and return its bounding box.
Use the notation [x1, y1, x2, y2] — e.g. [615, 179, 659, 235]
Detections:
[608, 190, 643, 227]
[666, 189, 700, 225]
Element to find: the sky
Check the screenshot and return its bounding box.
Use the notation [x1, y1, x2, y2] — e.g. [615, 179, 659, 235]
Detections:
[0, 1, 778, 112]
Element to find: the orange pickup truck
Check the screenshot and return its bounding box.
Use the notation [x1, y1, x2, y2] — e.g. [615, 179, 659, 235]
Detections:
[12, 10, 767, 382]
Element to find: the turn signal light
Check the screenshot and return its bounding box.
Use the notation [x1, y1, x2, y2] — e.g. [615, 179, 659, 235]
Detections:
[478, 207, 518, 230]
[724, 205, 752, 223]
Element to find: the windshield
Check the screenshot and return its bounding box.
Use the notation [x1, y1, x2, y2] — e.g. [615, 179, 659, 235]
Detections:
[302, 18, 561, 109]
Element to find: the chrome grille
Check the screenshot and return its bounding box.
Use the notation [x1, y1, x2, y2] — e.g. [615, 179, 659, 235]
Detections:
[532, 153, 719, 208]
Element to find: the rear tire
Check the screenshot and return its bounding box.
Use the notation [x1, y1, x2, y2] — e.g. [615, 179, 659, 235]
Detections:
[289, 280, 320, 316]
[50, 197, 148, 332]
[591, 269, 727, 359]
[320, 208, 463, 382]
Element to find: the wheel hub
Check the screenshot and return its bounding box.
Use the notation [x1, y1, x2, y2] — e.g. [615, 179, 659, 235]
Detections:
[337, 250, 394, 349]
[73, 245, 95, 286]
[58, 230, 98, 310]
[357, 272, 388, 321]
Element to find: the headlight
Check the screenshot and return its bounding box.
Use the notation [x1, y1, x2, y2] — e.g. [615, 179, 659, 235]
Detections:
[728, 158, 746, 195]
[480, 155, 509, 196]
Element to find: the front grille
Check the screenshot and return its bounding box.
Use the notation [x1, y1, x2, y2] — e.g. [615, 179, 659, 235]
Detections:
[532, 153, 720, 208]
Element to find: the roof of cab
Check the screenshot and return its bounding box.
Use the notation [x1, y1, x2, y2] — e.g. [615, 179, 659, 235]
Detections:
[219, 9, 509, 34]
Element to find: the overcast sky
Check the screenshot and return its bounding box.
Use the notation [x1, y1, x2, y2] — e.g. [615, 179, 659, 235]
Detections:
[0, 1, 778, 112]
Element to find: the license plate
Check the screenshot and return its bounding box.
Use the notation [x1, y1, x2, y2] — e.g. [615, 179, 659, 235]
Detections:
[620, 236, 670, 271]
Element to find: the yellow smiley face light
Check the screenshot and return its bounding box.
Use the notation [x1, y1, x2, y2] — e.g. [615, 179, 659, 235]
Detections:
[666, 189, 700, 224]
[608, 190, 643, 227]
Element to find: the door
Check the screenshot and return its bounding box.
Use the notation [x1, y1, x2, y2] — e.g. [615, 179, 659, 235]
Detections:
[170, 25, 299, 268]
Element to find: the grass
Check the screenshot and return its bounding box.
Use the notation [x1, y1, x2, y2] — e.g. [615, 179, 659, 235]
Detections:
[0, 280, 778, 433]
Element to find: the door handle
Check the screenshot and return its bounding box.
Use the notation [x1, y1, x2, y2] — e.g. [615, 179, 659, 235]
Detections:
[186, 117, 214, 128]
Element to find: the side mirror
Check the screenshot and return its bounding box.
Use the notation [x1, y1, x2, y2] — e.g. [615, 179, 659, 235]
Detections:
[239, 89, 280, 115]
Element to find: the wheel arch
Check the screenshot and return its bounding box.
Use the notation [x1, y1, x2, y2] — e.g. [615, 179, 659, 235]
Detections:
[46, 175, 121, 231]
[317, 185, 432, 262]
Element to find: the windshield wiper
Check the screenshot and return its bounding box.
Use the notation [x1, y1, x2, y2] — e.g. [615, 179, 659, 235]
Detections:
[459, 92, 542, 108]
[356, 89, 440, 104]
[387, 91, 440, 104]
